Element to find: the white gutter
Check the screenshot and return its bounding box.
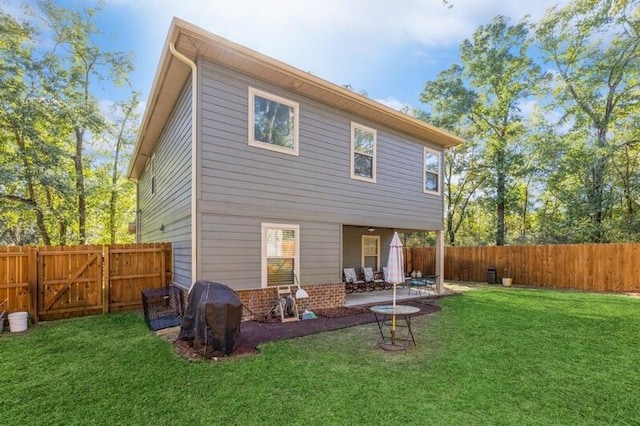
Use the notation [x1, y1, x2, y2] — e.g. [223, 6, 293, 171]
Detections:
[169, 42, 198, 287]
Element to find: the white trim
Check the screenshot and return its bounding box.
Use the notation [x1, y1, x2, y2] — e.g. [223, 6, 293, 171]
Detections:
[435, 230, 444, 294]
[169, 43, 199, 287]
[248, 87, 299, 156]
[350, 122, 377, 183]
[423, 146, 441, 195]
[361, 234, 380, 271]
[261, 222, 300, 288]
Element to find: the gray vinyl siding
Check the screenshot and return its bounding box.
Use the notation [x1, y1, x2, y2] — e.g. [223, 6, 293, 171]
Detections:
[192, 60, 445, 287]
[138, 80, 193, 288]
[200, 214, 340, 289]
[301, 222, 341, 284]
[198, 60, 444, 231]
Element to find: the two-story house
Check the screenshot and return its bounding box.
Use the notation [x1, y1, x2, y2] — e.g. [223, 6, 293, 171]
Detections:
[127, 18, 463, 312]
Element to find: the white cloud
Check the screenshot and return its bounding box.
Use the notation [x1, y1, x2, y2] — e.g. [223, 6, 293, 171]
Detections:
[1, 0, 28, 19]
[107, 0, 570, 108]
[112, 0, 567, 63]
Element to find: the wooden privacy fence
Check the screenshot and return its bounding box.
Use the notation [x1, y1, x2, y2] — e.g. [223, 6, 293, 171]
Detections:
[0, 243, 172, 323]
[404, 243, 640, 293]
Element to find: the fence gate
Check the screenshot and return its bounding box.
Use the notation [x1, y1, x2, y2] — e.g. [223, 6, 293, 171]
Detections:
[38, 246, 104, 321]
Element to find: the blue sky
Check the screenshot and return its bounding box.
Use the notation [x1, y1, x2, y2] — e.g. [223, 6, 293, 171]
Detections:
[15, 0, 568, 112]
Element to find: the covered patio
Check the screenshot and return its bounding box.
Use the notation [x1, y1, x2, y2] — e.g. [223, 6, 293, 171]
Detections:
[341, 225, 447, 301]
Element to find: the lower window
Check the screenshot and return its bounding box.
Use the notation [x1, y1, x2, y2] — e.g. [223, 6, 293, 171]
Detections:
[261, 223, 300, 287]
[362, 235, 380, 271]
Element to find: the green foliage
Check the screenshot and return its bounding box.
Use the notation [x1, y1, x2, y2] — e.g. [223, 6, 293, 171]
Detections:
[0, 1, 138, 245]
[422, 3, 640, 245]
[401, 231, 436, 247]
[422, 16, 546, 246]
[534, 0, 640, 243]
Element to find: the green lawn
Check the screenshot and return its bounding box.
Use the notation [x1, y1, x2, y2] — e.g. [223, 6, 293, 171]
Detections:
[2, 288, 639, 425]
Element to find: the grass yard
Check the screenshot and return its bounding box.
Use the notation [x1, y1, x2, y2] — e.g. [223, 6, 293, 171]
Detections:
[2, 288, 639, 425]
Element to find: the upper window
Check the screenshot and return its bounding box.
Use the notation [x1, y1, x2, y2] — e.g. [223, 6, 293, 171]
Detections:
[249, 87, 299, 156]
[261, 223, 300, 288]
[350, 122, 376, 183]
[423, 147, 441, 195]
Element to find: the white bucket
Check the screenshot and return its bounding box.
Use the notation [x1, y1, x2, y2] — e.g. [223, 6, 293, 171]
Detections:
[8, 311, 28, 332]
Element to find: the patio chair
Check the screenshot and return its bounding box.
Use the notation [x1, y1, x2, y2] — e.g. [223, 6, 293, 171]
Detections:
[363, 267, 385, 291]
[343, 268, 367, 293]
[408, 274, 439, 303]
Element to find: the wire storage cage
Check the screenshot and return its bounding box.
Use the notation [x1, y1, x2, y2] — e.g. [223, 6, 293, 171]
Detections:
[142, 286, 183, 331]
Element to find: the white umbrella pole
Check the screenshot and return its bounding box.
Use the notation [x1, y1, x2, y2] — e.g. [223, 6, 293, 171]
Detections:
[392, 283, 397, 306]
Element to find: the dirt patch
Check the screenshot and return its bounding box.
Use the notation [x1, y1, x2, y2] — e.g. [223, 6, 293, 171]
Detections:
[314, 306, 369, 318]
[161, 300, 440, 361]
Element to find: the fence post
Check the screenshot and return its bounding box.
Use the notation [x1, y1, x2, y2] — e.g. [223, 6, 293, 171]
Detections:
[161, 243, 166, 287]
[164, 243, 172, 285]
[28, 247, 38, 325]
[435, 231, 444, 293]
[103, 246, 110, 314]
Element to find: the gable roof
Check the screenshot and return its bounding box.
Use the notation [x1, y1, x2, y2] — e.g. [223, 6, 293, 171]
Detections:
[128, 17, 464, 180]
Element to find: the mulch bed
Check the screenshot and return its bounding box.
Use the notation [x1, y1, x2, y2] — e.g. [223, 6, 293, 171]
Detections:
[171, 301, 440, 360]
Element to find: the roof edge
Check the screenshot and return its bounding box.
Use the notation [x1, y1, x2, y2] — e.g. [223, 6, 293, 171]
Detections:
[171, 18, 465, 147]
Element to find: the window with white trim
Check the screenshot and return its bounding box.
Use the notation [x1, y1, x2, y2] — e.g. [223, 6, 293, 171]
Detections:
[249, 87, 299, 156]
[423, 147, 441, 195]
[261, 223, 300, 287]
[350, 122, 376, 182]
[362, 235, 380, 271]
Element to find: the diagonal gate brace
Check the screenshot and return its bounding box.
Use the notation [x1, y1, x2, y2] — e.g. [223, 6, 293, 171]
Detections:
[43, 254, 99, 311]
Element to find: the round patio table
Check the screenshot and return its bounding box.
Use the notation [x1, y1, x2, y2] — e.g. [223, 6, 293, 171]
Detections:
[370, 304, 420, 350]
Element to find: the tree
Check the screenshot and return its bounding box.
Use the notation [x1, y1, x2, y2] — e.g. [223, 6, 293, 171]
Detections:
[0, 9, 75, 245]
[535, 0, 640, 242]
[421, 16, 545, 245]
[39, 0, 134, 244]
[418, 66, 487, 246]
[103, 89, 139, 244]
[0, 2, 138, 246]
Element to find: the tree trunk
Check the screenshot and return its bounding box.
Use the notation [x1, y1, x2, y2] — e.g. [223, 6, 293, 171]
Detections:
[496, 149, 506, 246]
[75, 127, 86, 244]
[109, 96, 137, 244]
[110, 145, 120, 245]
[446, 210, 456, 246]
[521, 185, 529, 241]
[588, 161, 605, 242]
[445, 175, 456, 246]
[59, 221, 67, 246]
[586, 127, 609, 243]
[15, 131, 51, 245]
[621, 146, 635, 216]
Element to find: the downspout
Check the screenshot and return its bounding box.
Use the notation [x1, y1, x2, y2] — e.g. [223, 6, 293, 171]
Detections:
[169, 42, 198, 286]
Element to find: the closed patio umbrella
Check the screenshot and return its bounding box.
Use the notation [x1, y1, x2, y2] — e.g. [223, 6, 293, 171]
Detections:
[385, 232, 404, 344]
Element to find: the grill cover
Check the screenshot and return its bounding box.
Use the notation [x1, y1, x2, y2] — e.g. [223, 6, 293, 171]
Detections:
[177, 281, 243, 357]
